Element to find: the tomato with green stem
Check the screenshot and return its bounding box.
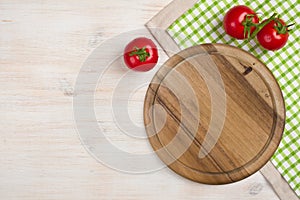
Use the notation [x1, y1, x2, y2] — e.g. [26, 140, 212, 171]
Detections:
[256, 16, 293, 51]
[223, 5, 259, 39]
[123, 37, 158, 71]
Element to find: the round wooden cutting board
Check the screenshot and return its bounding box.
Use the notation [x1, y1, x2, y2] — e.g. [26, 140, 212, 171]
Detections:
[144, 44, 285, 184]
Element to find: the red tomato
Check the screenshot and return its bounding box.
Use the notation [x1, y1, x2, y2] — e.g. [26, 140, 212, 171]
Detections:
[223, 5, 259, 39]
[123, 37, 158, 71]
[257, 19, 289, 51]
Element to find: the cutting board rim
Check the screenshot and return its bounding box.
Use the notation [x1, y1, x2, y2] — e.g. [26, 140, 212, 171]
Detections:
[143, 43, 285, 184]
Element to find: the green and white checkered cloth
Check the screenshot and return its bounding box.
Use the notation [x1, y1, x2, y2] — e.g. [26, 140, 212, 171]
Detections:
[167, 0, 299, 196]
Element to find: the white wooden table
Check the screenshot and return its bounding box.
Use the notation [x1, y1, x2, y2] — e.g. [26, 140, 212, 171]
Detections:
[0, 1, 280, 199]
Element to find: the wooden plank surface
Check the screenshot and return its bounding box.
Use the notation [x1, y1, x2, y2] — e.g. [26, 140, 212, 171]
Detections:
[0, 0, 281, 199]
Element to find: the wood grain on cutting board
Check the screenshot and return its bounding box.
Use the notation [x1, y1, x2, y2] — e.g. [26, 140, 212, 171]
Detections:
[144, 44, 285, 184]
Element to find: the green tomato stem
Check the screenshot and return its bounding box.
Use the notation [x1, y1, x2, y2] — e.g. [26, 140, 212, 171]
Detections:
[242, 14, 258, 38]
[129, 46, 150, 62]
[250, 13, 277, 37]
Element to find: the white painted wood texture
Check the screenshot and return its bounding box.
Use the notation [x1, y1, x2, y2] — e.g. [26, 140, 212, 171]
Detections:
[0, 1, 280, 199]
